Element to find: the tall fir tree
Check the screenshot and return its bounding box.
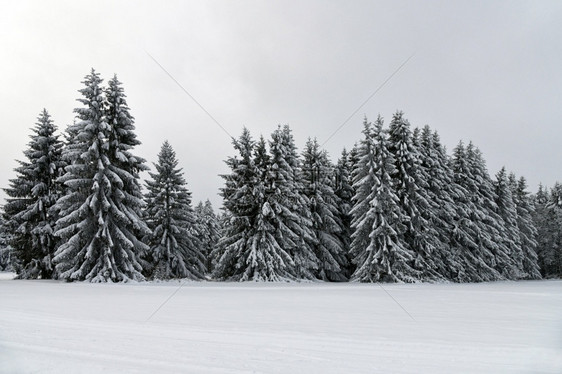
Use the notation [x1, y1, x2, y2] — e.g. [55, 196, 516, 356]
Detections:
[494, 167, 526, 278]
[213, 129, 256, 280]
[246, 135, 296, 281]
[387, 112, 418, 233]
[105, 74, 151, 268]
[267, 126, 316, 278]
[144, 141, 204, 279]
[214, 129, 299, 281]
[450, 142, 500, 282]
[3, 109, 64, 279]
[350, 118, 378, 262]
[466, 144, 522, 279]
[301, 138, 348, 281]
[53, 70, 148, 282]
[351, 118, 418, 282]
[414, 126, 457, 280]
[534, 183, 562, 277]
[533, 184, 550, 275]
[212, 210, 230, 273]
[334, 148, 355, 277]
[265, 125, 317, 279]
[194, 200, 220, 275]
[214, 129, 267, 279]
[509, 175, 541, 279]
[387, 112, 440, 281]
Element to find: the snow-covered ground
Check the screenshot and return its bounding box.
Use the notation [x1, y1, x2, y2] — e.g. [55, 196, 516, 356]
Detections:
[1, 273, 561, 374]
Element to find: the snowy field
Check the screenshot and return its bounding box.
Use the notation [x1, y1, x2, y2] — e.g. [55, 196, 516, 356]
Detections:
[1, 273, 561, 374]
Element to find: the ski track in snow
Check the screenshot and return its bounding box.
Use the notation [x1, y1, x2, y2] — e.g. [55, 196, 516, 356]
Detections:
[0, 274, 561, 373]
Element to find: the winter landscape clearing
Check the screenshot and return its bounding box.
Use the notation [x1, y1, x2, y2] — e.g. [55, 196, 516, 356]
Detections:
[1, 273, 561, 374]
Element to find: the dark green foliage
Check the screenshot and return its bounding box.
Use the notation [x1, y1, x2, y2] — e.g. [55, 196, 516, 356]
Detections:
[268, 125, 318, 279]
[301, 138, 348, 281]
[53, 70, 148, 282]
[334, 148, 355, 277]
[494, 167, 526, 278]
[534, 183, 562, 277]
[450, 142, 501, 282]
[350, 117, 418, 282]
[4, 89, 552, 284]
[388, 113, 441, 281]
[194, 200, 220, 275]
[414, 126, 457, 280]
[144, 141, 204, 280]
[3, 109, 64, 279]
[510, 175, 541, 279]
[214, 128, 298, 281]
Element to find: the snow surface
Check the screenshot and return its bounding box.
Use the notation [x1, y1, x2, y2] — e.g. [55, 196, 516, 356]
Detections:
[1, 273, 561, 373]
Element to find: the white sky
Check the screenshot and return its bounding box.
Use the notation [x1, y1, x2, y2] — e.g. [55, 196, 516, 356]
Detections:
[1, 0, 561, 209]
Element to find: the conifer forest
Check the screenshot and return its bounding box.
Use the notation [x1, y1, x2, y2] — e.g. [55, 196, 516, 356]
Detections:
[1, 69, 561, 283]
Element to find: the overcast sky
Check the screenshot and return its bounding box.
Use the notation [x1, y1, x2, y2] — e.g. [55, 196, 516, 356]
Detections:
[1, 0, 560, 209]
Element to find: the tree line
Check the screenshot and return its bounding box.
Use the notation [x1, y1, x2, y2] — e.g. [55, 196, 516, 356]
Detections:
[1, 69, 560, 282]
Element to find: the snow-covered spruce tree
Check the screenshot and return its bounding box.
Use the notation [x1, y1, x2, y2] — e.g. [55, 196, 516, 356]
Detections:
[387, 112, 418, 234]
[244, 135, 297, 281]
[2, 109, 64, 279]
[548, 183, 562, 277]
[413, 126, 458, 280]
[509, 174, 541, 279]
[449, 142, 500, 282]
[301, 138, 348, 281]
[350, 118, 378, 262]
[144, 141, 204, 280]
[104, 74, 152, 267]
[213, 128, 258, 280]
[194, 200, 220, 275]
[533, 184, 551, 276]
[210, 210, 228, 270]
[494, 167, 526, 278]
[387, 112, 441, 281]
[266, 126, 317, 279]
[351, 118, 418, 282]
[334, 148, 355, 277]
[534, 183, 562, 277]
[53, 70, 148, 282]
[214, 129, 296, 281]
[466, 144, 523, 279]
